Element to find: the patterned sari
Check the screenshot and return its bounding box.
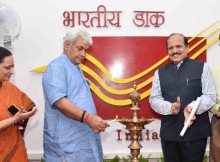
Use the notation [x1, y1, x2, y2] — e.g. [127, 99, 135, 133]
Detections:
[0, 81, 35, 162]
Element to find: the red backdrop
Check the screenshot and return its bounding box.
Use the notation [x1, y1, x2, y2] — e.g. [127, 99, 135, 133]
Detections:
[82, 36, 206, 120]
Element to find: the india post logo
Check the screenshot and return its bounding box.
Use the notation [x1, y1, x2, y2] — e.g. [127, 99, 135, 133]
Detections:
[32, 22, 220, 119]
[82, 36, 206, 119]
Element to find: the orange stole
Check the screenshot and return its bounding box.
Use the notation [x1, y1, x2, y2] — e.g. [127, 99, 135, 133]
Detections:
[0, 81, 35, 162]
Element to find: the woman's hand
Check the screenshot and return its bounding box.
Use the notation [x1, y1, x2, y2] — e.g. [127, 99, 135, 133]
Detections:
[0, 106, 37, 132]
[13, 106, 38, 123]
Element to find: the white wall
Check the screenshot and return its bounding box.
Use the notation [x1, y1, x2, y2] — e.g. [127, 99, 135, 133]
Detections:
[0, 0, 220, 159]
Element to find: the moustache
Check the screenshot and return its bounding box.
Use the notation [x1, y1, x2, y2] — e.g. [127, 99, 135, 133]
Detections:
[171, 53, 181, 57]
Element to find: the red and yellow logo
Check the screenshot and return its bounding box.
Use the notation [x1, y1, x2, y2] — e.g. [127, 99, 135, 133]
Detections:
[32, 21, 220, 119]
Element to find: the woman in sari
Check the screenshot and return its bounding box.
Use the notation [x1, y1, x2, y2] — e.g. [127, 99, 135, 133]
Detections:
[0, 46, 37, 162]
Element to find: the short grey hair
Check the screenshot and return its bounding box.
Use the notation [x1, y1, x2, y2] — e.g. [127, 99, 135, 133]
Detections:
[63, 26, 93, 46]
